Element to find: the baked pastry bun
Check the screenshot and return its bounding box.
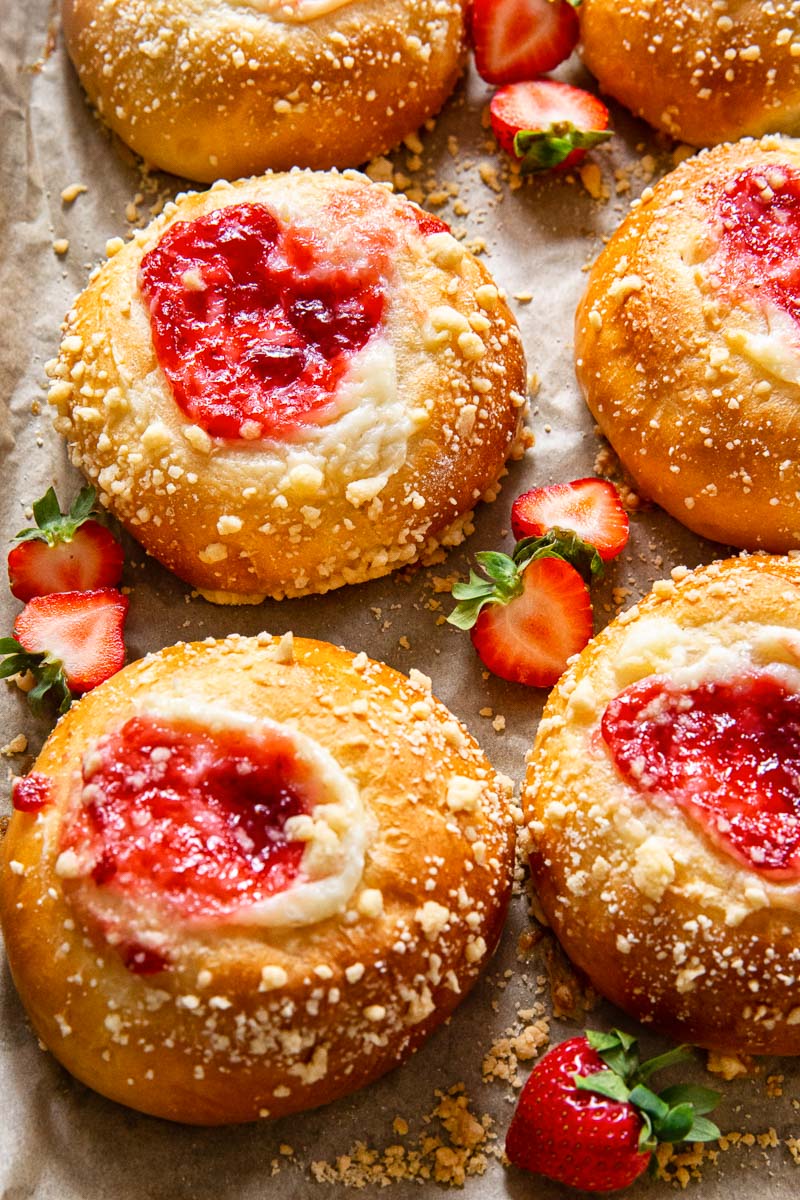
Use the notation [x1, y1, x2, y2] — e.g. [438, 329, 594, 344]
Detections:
[47, 170, 528, 603]
[0, 633, 515, 1124]
[575, 136, 800, 553]
[61, 0, 468, 181]
[524, 555, 800, 1055]
[579, 0, 800, 147]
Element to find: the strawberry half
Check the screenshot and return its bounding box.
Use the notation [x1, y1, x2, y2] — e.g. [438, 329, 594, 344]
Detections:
[506, 1029, 721, 1193]
[8, 485, 124, 602]
[448, 531, 602, 687]
[490, 80, 613, 172]
[470, 0, 580, 85]
[511, 478, 629, 561]
[1, 589, 129, 714]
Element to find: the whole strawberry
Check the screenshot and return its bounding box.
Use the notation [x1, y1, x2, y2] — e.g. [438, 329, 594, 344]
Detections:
[506, 1030, 721, 1193]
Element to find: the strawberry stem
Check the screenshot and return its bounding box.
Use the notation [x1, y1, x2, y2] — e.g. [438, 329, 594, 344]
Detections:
[514, 124, 613, 173]
[0, 637, 72, 716]
[575, 1029, 722, 1153]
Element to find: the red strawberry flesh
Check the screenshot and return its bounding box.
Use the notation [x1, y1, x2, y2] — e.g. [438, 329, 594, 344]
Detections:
[470, 557, 592, 687]
[490, 80, 610, 165]
[13, 588, 128, 693]
[602, 671, 800, 878]
[471, 0, 579, 85]
[506, 1037, 650, 1191]
[512, 478, 629, 561]
[8, 520, 124, 601]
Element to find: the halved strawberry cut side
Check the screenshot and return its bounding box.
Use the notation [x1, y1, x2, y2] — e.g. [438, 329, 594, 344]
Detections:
[490, 80, 612, 172]
[14, 588, 129, 694]
[7, 484, 124, 601]
[470, 556, 592, 687]
[9, 521, 124, 601]
[512, 478, 629, 561]
[470, 0, 580, 85]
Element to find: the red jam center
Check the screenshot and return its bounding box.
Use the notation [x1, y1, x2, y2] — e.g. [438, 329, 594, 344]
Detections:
[62, 715, 311, 918]
[601, 672, 800, 876]
[12, 771, 53, 812]
[139, 202, 389, 439]
[715, 166, 800, 325]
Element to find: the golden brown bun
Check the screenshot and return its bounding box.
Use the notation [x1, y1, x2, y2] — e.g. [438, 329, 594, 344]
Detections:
[575, 137, 800, 553]
[61, 0, 467, 181]
[524, 555, 800, 1055]
[0, 633, 515, 1124]
[47, 170, 528, 603]
[579, 0, 800, 146]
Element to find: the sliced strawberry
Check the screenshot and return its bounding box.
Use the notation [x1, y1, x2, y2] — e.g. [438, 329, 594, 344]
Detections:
[511, 478, 629, 561]
[470, 557, 592, 687]
[470, 0, 580, 85]
[490, 80, 613, 172]
[8, 485, 123, 601]
[2, 589, 129, 712]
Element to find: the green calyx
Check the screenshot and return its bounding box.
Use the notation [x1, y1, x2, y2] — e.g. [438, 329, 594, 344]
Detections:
[513, 124, 613, 174]
[575, 1029, 721, 1153]
[13, 485, 103, 547]
[0, 637, 72, 716]
[447, 529, 603, 631]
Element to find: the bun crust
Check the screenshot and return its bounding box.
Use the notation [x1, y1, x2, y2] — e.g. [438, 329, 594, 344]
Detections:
[524, 555, 800, 1055]
[0, 634, 515, 1124]
[61, 0, 467, 181]
[575, 137, 800, 553]
[579, 0, 800, 147]
[47, 171, 527, 603]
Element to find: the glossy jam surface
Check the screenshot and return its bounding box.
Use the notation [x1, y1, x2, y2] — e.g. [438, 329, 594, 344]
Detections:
[139, 202, 388, 439]
[12, 771, 52, 812]
[602, 672, 800, 876]
[64, 716, 310, 918]
[412, 209, 450, 237]
[715, 166, 800, 325]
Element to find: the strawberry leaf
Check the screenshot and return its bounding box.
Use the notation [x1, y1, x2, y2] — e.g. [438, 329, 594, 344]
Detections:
[565, 0, 582, 6]
[475, 550, 520, 586]
[658, 1084, 721, 1115]
[651, 1102, 695, 1145]
[514, 124, 613, 173]
[0, 638, 74, 716]
[588, 1027, 640, 1079]
[13, 484, 105, 547]
[685, 1116, 722, 1143]
[31, 486, 63, 532]
[515, 529, 604, 585]
[26, 658, 72, 716]
[634, 1044, 693, 1082]
[449, 553, 523, 629]
[574, 1069, 631, 1105]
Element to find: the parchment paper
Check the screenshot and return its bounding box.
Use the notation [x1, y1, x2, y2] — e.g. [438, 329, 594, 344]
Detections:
[1, 3, 799, 1196]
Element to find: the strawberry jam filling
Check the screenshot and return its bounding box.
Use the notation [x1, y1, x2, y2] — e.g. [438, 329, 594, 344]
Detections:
[63, 715, 311, 919]
[602, 672, 800, 877]
[12, 771, 52, 812]
[714, 166, 800, 325]
[139, 202, 388, 439]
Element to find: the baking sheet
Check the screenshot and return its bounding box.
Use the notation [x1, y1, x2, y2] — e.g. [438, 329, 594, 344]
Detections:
[1, 3, 799, 1195]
